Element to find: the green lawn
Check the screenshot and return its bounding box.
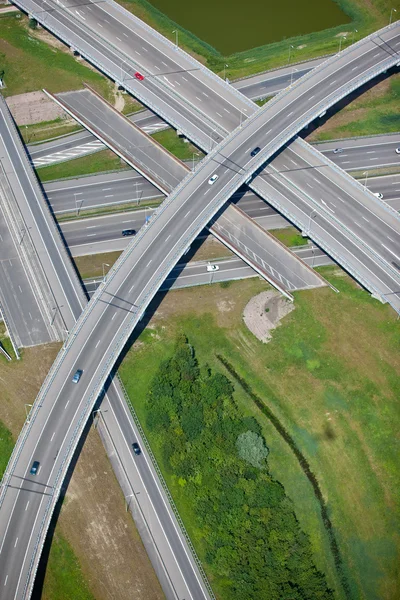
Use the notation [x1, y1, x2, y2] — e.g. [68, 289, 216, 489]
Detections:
[271, 227, 309, 248]
[309, 74, 400, 141]
[0, 323, 16, 361]
[20, 119, 82, 144]
[36, 150, 127, 183]
[152, 128, 204, 161]
[0, 14, 111, 98]
[120, 271, 400, 600]
[41, 535, 95, 600]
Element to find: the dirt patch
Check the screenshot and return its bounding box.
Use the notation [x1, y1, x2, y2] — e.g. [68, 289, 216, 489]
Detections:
[6, 91, 66, 125]
[243, 290, 294, 343]
[58, 428, 164, 600]
[112, 82, 126, 112]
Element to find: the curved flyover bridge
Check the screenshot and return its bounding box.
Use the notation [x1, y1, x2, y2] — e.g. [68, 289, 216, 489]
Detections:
[1, 15, 400, 600]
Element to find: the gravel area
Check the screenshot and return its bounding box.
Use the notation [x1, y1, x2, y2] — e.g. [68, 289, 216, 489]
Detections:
[243, 290, 294, 343]
[6, 91, 66, 125]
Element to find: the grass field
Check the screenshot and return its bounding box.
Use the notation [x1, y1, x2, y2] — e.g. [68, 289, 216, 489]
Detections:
[0, 14, 111, 98]
[270, 226, 308, 248]
[73, 251, 123, 279]
[308, 73, 400, 141]
[120, 270, 400, 600]
[152, 128, 204, 161]
[36, 150, 126, 183]
[20, 118, 82, 144]
[116, 0, 398, 79]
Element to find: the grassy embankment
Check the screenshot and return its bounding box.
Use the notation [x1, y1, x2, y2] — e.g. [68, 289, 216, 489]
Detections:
[117, 0, 398, 79]
[36, 150, 126, 183]
[119, 271, 400, 600]
[309, 73, 400, 141]
[0, 14, 111, 98]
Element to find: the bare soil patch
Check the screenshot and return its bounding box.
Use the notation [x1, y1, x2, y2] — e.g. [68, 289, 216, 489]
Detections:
[6, 91, 66, 125]
[243, 290, 294, 343]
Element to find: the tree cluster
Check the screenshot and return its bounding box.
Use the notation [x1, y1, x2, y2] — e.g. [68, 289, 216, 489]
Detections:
[145, 335, 334, 599]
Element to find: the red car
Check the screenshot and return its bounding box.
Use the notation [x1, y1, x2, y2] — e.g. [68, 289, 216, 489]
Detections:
[134, 72, 144, 81]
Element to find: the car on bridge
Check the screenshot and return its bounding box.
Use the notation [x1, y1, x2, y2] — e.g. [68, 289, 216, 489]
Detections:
[30, 461, 40, 476]
[72, 369, 83, 384]
[134, 72, 145, 81]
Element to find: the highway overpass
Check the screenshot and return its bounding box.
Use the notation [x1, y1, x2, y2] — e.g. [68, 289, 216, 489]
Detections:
[12, 0, 399, 305]
[2, 21, 400, 600]
[1, 4, 400, 598]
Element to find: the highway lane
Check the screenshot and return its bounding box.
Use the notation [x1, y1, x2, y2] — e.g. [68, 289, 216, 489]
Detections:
[0, 97, 84, 336]
[83, 247, 331, 296]
[44, 170, 400, 216]
[315, 133, 400, 170]
[49, 87, 185, 192]
[56, 176, 400, 256]
[45, 170, 162, 214]
[268, 143, 400, 269]
[232, 57, 327, 99]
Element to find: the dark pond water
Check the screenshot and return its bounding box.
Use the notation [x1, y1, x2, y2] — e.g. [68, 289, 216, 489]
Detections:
[149, 0, 351, 55]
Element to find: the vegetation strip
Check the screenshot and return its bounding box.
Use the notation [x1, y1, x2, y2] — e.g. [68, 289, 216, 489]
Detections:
[141, 334, 334, 599]
[216, 354, 351, 599]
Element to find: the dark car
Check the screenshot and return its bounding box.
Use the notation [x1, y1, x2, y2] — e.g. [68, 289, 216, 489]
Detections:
[134, 72, 145, 81]
[122, 229, 136, 237]
[251, 147, 261, 157]
[72, 369, 83, 384]
[30, 461, 40, 476]
[132, 442, 141, 455]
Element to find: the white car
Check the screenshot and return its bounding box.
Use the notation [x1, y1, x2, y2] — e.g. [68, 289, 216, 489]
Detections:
[208, 174, 219, 185]
[206, 264, 219, 272]
[333, 148, 343, 154]
[373, 192, 383, 199]
[395, 147, 400, 154]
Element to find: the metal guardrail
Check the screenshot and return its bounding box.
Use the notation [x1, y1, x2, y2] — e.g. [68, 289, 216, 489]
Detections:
[114, 373, 216, 600]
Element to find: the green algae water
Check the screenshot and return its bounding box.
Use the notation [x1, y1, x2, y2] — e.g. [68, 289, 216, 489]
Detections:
[147, 0, 351, 55]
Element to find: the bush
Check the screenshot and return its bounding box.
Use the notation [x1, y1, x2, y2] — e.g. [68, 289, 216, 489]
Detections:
[236, 430, 269, 469]
[28, 18, 38, 29]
